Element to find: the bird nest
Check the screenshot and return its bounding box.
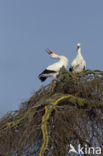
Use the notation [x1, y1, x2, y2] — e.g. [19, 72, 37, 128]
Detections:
[0, 68, 103, 156]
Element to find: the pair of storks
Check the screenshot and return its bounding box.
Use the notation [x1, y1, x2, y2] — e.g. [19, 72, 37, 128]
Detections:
[38, 43, 86, 82]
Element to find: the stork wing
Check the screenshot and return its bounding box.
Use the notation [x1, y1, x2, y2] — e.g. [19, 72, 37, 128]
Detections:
[69, 64, 80, 71]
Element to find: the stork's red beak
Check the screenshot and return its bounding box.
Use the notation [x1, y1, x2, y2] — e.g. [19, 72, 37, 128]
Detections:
[46, 49, 54, 55]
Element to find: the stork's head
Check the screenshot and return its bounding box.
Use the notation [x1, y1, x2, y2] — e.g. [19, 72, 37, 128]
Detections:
[76, 43, 81, 51]
[46, 49, 59, 59]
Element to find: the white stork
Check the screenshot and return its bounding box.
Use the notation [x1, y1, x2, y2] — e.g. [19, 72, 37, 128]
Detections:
[69, 43, 86, 73]
[38, 49, 68, 82]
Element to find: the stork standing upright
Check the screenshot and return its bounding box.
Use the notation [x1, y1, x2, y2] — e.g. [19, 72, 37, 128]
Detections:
[69, 43, 86, 73]
[38, 49, 69, 82]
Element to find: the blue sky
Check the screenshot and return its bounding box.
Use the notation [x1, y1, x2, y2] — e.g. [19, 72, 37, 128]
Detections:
[0, 0, 103, 117]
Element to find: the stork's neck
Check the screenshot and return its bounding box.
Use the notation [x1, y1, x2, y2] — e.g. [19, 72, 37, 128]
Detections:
[57, 55, 62, 60]
[55, 54, 60, 59]
[77, 48, 82, 56]
[57, 55, 65, 61]
[58, 55, 68, 65]
[51, 54, 68, 64]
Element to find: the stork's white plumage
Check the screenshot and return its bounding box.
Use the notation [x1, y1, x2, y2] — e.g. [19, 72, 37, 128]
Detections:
[38, 49, 68, 82]
[69, 43, 86, 73]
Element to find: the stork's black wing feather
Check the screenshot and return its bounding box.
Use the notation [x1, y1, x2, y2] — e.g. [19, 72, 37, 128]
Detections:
[69, 64, 80, 72]
[39, 76, 47, 82]
[39, 69, 56, 76]
[38, 69, 56, 82]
